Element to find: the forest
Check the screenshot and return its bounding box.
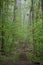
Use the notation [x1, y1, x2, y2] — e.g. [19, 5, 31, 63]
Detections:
[0, 0, 43, 65]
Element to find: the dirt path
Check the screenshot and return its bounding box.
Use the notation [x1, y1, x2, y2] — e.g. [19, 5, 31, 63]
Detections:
[0, 53, 40, 65]
[0, 60, 33, 65]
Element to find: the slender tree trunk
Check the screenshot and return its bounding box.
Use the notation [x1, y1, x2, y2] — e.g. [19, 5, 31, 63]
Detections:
[41, 0, 43, 28]
[1, 1, 5, 55]
[0, 1, 3, 54]
[35, 1, 40, 57]
[31, 0, 36, 56]
[1, 0, 9, 55]
[13, 0, 17, 21]
[11, 0, 17, 48]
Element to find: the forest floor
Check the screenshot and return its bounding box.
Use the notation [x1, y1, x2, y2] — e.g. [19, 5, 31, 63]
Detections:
[0, 58, 41, 65]
[0, 60, 33, 65]
[0, 53, 41, 65]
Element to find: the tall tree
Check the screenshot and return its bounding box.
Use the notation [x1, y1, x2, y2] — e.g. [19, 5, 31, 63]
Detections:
[31, 0, 36, 56]
[1, 0, 9, 55]
[41, 0, 43, 27]
[0, 0, 3, 53]
[11, 0, 17, 47]
[1, 0, 5, 55]
[13, 0, 17, 21]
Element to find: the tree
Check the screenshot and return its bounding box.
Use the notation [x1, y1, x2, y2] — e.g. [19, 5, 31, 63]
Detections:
[41, 0, 43, 27]
[0, 0, 5, 55]
[31, 0, 35, 56]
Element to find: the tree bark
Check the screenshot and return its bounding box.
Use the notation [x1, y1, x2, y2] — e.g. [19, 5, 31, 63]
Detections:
[41, 0, 43, 27]
[1, 0, 5, 55]
[31, 0, 36, 56]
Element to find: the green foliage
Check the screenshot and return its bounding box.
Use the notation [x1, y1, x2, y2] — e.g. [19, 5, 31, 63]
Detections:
[0, 0, 43, 62]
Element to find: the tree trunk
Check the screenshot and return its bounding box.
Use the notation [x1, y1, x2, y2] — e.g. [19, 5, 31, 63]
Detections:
[41, 0, 43, 27]
[1, 1, 5, 55]
[13, 0, 17, 21]
[31, 0, 36, 56]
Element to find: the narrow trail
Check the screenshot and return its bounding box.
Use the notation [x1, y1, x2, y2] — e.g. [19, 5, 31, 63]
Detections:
[0, 59, 40, 65]
[0, 53, 40, 65]
[14, 53, 33, 65]
[0, 60, 33, 65]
